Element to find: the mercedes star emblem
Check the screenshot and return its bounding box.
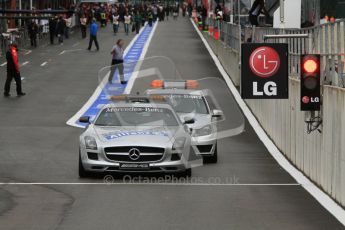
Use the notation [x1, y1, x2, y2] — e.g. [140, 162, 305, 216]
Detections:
[128, 148, 140, 161]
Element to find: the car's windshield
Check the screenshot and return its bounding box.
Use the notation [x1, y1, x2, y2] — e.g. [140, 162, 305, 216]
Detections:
[95, 107, 179, 126]
[152, 94, 209, 114]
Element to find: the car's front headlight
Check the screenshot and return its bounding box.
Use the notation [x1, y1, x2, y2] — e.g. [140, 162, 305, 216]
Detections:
[172, 137, 186, 151]
[193, 125, 213, 137]
[84, 136, 97, 150]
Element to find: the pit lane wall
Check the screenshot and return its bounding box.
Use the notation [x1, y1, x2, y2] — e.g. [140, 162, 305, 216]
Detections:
[201, 26, 345, 207]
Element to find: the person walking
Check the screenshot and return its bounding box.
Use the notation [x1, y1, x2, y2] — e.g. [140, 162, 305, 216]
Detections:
[48, 16, 57, 44]
[109, 39, 125, 84]
[124, 12, 131, 35]
[112, 12, 120, 35]
[4, 44, 25, 97]
[56, 16, 65, 45]
[88, 19, 99, 51]
[249, 0, 269, 26]
[28, 20, 38, 47]
[80, 14, 87, 39]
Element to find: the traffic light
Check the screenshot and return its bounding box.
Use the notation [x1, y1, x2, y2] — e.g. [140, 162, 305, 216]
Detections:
[300, 55, 321, 111]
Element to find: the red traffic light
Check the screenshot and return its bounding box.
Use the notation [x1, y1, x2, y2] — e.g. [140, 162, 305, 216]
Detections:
[302, 56, 319, 74]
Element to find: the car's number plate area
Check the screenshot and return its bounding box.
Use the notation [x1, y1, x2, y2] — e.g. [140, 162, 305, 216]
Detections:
[119, 163, 150, 170]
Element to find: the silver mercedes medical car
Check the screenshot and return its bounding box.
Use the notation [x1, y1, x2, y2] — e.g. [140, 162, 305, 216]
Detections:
[78, 96, 196, 178]
[147, 80, 223, 163]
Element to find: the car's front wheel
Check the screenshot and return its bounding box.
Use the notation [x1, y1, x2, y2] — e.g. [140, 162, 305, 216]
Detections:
[178, 168, 192, 178]
[203, 144, 218, 164]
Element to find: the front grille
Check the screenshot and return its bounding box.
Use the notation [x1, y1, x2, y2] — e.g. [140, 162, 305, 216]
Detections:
[104, 146, 165, 162]
[104, 146, 164, 154]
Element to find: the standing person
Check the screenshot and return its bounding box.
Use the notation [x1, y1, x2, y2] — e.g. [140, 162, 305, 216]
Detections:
[133, 11, 141, 34]
[200, 5, 207, 30]
[147, 9, 153, 26]
[141, 9, 147, 26]
[4, 44, 25, 97]
[173, 6, 178, 20]
[56, 16, 65, 45]
[28, 20, 38, 47]
[187, 3, 192, 18]
[48, 16, 57, 44]
[88, 19, 99, 51]
[109, 39, 126, 84]
[165, 5, 170, 20]
[249, 0, 269, 26]
[182, 4, 186, 17]
[153, 5, 158, 22]
[112, 12, 120, 35]
[100, 8, 107, 27]
[64, 15, 72, 39]
[124, 12, 131, 35]
[80, 14, 87, 39]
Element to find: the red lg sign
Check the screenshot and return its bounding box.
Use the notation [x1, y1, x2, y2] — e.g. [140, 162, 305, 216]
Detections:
[249, 46, 280, 78]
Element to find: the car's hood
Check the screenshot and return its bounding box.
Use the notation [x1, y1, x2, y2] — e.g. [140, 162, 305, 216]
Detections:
[93, 126, 180, 146]
[177, 113, 212, 129]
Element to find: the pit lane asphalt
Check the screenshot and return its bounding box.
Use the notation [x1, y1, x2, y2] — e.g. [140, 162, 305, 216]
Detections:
[0, 19, 343, 230]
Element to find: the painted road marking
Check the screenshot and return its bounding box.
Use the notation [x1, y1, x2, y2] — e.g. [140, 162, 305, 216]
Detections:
[1, 62, 7, 66]
[0, 182, 301, 186]
[24, 50, 32, 55]
[59, 49, 82, 55]
[72, 42, 80, 47]
[41, 61, 48, 67]
[192, 18, 345, 226]
[66, 23, 158, 128]
[21, 61, 29, 66]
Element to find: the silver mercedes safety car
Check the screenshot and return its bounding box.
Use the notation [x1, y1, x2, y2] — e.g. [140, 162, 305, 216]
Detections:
[147, 80, 223, 163]
[78, 96, 197, 178]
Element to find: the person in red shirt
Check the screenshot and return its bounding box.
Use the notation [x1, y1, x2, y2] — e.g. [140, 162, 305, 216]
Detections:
[4, 43, 25, 97]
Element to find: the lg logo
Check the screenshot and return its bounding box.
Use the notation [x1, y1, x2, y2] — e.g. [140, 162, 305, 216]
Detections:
[302, 96, 320, 104]
[250, 46, 280, 97]
[241, 43, 288, 99]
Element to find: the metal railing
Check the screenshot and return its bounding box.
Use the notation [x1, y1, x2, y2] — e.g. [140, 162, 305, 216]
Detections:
[206, 18, 345, 87]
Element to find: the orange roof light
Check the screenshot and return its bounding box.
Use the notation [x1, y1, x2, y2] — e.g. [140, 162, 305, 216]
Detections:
[303, 59, 318, 73]
[149, 95, 166, 101]
[185, 80, 199, 89]
[110, 95, 127, 101]
[151, 79, 164, 88]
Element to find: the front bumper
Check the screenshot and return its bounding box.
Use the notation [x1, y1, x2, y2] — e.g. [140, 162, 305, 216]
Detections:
[80, 146, 188, 173]
[191, 132, 217, 156]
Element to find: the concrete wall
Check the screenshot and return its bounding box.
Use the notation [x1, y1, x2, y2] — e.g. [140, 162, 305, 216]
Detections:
[202, 32, 345, 207]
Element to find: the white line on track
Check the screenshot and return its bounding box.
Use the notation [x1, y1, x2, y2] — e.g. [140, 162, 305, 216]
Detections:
[72, 42, 80, 47]
[191, 18, 345, 226]
[0, 62, 7, 66]
[40, 61, 48, 67]
[21, 61, 29, 66]
[24, 50, 32, 55]
[0, 182, 301, 186]
[59, 49, 82, 55]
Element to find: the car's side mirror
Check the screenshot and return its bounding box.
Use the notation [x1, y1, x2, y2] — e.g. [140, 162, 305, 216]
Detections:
[184, 117, 195, 124]
[79, 116, 90, 124]
[212, 109, 224, 118]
